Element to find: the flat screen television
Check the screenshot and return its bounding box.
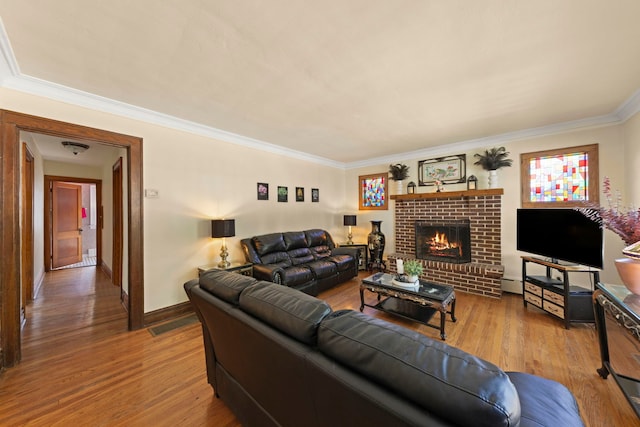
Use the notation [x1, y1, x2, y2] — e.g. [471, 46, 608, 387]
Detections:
[516, 208, 604, 269]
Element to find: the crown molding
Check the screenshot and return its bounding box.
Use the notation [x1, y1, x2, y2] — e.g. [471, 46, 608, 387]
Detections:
[3, 73, 345, 168]
[613, 88, 640, 122]
[0, 17, 20, 82]
[346, 112, 621, 170]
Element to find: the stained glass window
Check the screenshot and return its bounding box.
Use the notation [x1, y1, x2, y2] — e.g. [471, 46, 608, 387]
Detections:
[520, 144, 599, 208]
[528, 152, 588, 202]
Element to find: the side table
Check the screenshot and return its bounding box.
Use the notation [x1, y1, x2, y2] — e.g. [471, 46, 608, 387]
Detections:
[198, 262, 253, 277]
[593, 283, 640, 418]
[337, 242, 368, 271]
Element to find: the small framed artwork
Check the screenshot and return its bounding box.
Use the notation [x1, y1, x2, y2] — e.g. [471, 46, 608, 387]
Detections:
[277, 186, 288, 202]
[257, 182, 269, 200]
[311, 188, 319, 202]
[359, 173, 387, 210]
[296, 187, 304, 202]
[418, 154, 466, 186]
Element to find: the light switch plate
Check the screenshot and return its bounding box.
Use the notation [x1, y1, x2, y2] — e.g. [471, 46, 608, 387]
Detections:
[145, 189, 159, 198]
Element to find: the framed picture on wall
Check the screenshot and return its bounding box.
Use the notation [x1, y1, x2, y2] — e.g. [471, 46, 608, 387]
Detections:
[296, 187, 304, 202]
[311, 188, 319, 202]
[257, 182, 269, 200]
[359, 173, 387, 210]
[277, 186, 288, 202]
[418, 154, 466, 186]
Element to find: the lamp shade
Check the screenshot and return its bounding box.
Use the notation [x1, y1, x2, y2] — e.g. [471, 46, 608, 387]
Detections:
[211, 219, 235, 238]
[343, 215, 357, 226]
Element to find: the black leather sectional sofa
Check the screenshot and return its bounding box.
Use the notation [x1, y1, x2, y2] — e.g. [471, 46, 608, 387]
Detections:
[240, 229, 358, 295]
[184, 270, 585, 427]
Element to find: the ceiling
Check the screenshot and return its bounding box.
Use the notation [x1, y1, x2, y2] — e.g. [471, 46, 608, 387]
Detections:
[2, 1, 640, 166]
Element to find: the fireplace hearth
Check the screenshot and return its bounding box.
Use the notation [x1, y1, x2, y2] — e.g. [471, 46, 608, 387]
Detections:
[415, 220, 471, 264]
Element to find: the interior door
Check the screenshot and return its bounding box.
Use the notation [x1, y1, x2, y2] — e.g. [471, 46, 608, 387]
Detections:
[52, 182, 83, 268]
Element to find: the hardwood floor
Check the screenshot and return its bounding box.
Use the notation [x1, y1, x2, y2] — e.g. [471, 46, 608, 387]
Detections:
[0, 268, 637, 426]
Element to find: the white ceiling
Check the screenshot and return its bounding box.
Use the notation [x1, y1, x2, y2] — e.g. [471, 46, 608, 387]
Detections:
[2, 1, 640, 166]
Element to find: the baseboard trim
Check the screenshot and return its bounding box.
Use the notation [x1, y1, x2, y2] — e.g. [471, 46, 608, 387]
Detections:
[143, 301, 194, 327]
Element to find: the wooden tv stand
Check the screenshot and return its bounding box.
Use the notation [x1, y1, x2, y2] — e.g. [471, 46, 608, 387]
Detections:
[521, 256, 600, 329]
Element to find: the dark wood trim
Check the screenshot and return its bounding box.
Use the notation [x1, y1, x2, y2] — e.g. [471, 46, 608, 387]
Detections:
[390, 188, 504, 201]
[0, 109, 145, 368]
[143, 302, 194, 326]
[1, 111, 22, 368]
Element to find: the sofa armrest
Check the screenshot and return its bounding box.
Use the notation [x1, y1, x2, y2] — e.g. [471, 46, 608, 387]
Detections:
[252, 263, 285, 284]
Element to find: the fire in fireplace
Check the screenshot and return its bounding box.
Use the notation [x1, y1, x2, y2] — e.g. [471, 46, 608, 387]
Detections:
[415, 220, 471, 264]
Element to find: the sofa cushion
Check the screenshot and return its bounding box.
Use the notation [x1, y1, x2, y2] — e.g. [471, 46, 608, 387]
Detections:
[306, 259, 338, 279]
[318, 310, 521, 427]
[287, 247, 315, 265]
[506, 372, 584, 427]
[261, 251, 292, 266]
[281, 265, 314, 287]
[284, 231, 308, 250]
[199, 270, 258, 305]
[310, 245, 332, 259]
[253, 233, 286, 256]
[326, 254, 353, 272]
[239, 281, 332, 345]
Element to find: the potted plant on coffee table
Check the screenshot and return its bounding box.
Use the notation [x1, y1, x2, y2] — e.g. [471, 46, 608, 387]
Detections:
[403, 259, 424, 283]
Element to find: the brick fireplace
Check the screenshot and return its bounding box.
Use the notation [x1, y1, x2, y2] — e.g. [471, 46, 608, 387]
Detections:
[389, 189, 504, 298]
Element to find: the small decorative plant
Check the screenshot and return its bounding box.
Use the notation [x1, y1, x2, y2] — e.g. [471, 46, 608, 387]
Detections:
[389, 163, 410, 181]
[403, 259, 424, 277]
[473, 147, 513, 171]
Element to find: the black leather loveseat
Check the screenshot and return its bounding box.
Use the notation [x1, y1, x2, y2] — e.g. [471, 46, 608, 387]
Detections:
[240, 229, 358, 295]
[185, 270, 585, 427]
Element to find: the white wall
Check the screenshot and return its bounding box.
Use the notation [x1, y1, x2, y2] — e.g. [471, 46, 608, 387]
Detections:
[623, 112, 640, 207]
[2, 87, 347, 312]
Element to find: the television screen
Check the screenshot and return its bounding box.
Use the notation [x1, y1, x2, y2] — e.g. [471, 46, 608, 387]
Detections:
[516, 208, 603, 269]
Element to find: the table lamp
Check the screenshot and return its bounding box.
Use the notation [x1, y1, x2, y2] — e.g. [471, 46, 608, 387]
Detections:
[211, 219, 235, 268]
[343, 215, 357, 245]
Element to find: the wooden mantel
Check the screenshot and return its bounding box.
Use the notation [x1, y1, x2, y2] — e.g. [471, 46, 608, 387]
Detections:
[390, 188, 503, 201]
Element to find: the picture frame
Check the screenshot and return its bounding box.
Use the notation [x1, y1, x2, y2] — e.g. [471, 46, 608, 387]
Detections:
[257, 182, 269, 200]
[277, 186, 288, 202]
[311, 188, 319, 202]
[296, 187, 304, 202]
[359, 173, 388, 210]
[418, 154, 466, 186]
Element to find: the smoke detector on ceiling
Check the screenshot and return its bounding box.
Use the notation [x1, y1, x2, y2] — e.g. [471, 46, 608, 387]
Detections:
[61, 141, 90, 155]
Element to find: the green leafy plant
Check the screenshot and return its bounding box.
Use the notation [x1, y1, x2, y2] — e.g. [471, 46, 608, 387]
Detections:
[403, 259, 423, 276]
[473, 147, 513, 171]
[388, 163, 410, 181]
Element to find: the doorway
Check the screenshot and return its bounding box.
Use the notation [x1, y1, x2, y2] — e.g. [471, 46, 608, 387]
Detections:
[44, 177, 102, 272]
[0, 109, 144, 369]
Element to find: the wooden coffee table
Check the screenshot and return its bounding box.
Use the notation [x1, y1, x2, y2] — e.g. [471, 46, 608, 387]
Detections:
[360, 273, 457, 340]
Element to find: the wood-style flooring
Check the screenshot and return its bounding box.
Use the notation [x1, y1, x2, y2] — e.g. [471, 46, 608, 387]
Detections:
[0, 267, 637, 426]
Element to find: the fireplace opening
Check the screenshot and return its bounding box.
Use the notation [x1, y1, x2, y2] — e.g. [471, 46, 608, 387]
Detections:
[415, 220, 471, 264]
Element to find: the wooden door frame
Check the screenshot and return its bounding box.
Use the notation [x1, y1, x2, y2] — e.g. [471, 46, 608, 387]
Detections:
[112, 158, 124, 294]
[0, 109, 144, 369]
[44, 176, 103, 272]
[21, 143, 34, 319]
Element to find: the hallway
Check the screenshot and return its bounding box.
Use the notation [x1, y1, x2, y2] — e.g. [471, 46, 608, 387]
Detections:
[0, 265, 235, 426]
